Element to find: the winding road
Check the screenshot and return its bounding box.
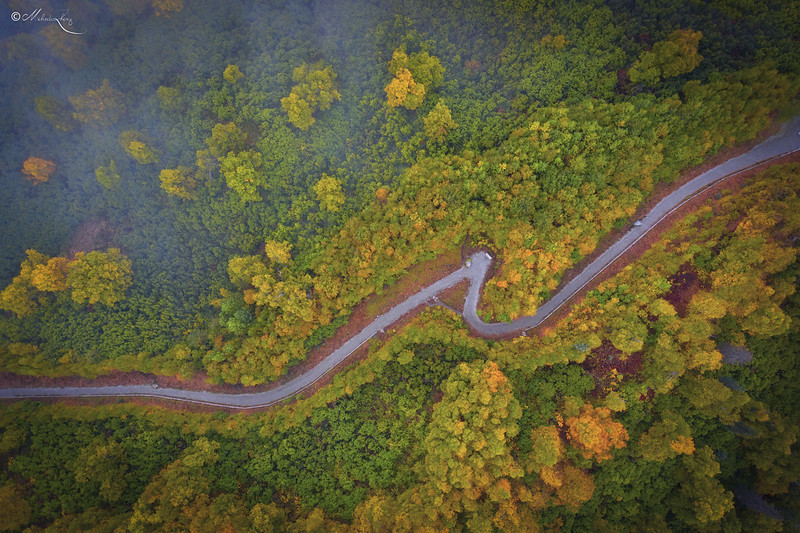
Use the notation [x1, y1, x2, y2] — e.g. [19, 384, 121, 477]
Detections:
[2, 118, 799, 409]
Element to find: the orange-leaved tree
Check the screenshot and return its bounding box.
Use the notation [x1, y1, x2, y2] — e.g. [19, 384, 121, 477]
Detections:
[21, 157, 55, 185]
[152, 0, 183, 17]
[565, 404, 628, 462]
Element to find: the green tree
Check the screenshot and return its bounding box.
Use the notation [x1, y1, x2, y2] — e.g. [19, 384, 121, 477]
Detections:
[35, 95, 77, 131]
[71, 439, 129, 503]
[423, 100, 458, 141]
[743, 414, 800, 496]
[637, 411, 695, 462]
[681, 375, 749, 425]
[128, 437, 220, 532]
[0, 483, 31, 531]
[669, 446, 734, 527]
[525, 425, 565, 473]
[205, 122, 247, 158]
[156, 85, 182, 112]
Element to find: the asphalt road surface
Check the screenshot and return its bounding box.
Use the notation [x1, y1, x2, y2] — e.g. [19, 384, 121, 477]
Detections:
[2, 117, 798, 409]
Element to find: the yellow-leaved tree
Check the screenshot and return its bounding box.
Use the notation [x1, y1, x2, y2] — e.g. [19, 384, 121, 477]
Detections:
[67, 249, 133, 306]
[419, 360, 523, 526]
[313, 174, 346, 213]
[69, 79, 127, 128]
[119, 130, 160, 164]
[281, 62, 341, 130]
[385, 49, 444, 110]
[159, 166, 196, 199]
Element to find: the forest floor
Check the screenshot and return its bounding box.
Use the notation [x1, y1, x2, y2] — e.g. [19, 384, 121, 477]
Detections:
[3, 130, 798, 410]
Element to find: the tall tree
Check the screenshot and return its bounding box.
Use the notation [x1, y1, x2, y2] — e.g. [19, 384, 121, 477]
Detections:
[119, 131, 160, 164]
[565, 404, 628, 462]
[421, 360, 523, 525]
[281, 62, 341, 130]
[629, 29, 703, 86]
[314, 174, 346, 213]
[21, 157, 55, 185]
[69, 80, 126, 128]
[67, 249, 133, 306]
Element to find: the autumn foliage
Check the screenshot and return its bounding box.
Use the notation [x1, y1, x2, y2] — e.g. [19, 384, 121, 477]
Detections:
[281, 62, 341, 130]
[0, 248, 132, 316]
[21, 157, 55, 185]
[159, 166, 196, 199]
[152, 0, 183, 17]
[385, 49, 444, 109]
[68, 80, 126, 128]
[630, 29, 703, 86]
[421, 361, 523, 524]
[67, 249, 133, 306]
[565, 404, 629, 462]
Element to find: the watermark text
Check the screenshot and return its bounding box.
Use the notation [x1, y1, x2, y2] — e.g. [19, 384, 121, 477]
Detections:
[11, 8, 85, 35]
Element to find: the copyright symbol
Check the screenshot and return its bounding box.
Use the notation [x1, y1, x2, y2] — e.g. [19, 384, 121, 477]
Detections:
[11, 11, 21, 21]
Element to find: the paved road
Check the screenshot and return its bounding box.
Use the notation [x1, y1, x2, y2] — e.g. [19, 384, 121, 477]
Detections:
[2, 118, 798, 409]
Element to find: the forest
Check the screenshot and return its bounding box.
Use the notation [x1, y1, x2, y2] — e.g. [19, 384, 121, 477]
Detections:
[1, 0, 799, 530]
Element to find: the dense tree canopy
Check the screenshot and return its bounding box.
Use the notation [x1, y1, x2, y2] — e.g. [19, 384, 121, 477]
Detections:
[1, 0, 799, 530]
